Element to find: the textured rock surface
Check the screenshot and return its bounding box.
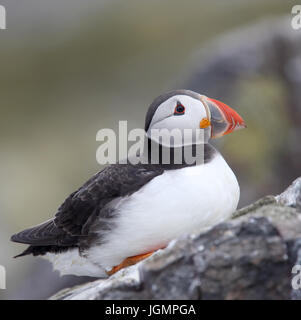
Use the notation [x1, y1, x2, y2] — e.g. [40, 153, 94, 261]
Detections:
[276, 177, 301, 211]
[50, 177, 301, 300]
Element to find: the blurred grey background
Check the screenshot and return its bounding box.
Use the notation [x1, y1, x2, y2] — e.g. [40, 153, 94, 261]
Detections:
[0, 0, 300, 299]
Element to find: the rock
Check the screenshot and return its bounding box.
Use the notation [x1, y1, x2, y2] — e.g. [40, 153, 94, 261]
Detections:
[276, 177, 301, 211]
[50, 176, 301, 300]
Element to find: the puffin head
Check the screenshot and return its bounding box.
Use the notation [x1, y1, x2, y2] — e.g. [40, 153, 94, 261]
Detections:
[145, 90, 245, 146]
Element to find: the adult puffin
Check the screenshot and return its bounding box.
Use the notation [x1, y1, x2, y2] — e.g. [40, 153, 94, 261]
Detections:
[11, 90, 246, 277]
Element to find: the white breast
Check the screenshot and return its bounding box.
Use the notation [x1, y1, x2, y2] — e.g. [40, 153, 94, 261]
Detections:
[87, 152, 240, 270]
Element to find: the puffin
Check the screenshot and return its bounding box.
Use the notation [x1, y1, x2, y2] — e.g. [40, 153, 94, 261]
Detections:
[11, 90, 246, 277]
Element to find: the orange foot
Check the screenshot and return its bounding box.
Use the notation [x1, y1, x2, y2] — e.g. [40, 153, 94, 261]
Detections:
[107, 251, 155, 276]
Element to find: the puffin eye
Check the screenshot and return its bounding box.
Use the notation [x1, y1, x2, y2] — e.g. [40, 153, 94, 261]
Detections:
[174, 103, 185, 115]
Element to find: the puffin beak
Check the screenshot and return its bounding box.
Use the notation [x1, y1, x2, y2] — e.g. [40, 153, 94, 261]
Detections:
[202, 96, 246, 139]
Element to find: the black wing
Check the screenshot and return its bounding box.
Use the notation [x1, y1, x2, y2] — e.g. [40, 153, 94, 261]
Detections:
[11, 163, 164, 256]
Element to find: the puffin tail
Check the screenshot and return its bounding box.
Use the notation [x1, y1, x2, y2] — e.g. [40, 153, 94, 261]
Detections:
[13, 246, 34, 258]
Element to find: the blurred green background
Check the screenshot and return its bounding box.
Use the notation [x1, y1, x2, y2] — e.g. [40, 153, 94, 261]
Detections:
[0, 0, 299, 299]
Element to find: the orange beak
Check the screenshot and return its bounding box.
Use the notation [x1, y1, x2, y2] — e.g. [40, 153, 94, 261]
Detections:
[202, 96, 246, 139]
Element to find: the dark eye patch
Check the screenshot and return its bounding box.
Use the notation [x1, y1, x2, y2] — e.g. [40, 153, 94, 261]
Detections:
[174, 103, 185, 115]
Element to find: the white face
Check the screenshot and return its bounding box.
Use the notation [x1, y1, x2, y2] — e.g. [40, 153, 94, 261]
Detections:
[146, 95, 210, 147]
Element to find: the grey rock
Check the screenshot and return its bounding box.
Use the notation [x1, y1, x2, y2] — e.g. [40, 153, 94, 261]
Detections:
[50, 175, 301, 300]
[276, 177, 301, 211]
